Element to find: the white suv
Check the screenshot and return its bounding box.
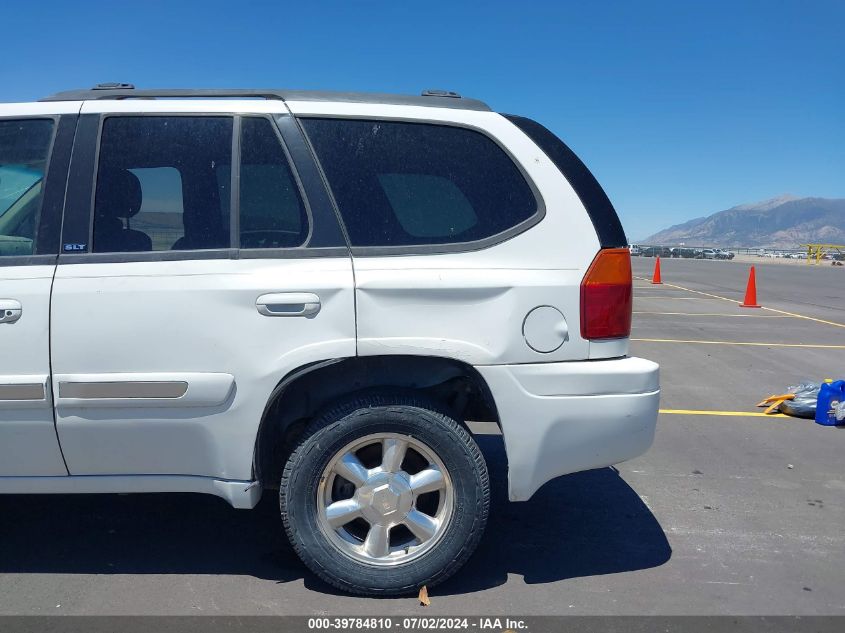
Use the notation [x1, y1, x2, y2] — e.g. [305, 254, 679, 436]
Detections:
[0, 85, 659, 595]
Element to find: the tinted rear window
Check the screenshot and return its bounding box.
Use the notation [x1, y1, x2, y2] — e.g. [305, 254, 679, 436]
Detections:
[93, 116, 233, 253]
[238, 117, 308, 248]
[302, 118, 538, 247]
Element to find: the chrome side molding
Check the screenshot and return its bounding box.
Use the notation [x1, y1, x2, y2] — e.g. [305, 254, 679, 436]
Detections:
[0, 383, 45, 401]
[59, 381, 188, 400]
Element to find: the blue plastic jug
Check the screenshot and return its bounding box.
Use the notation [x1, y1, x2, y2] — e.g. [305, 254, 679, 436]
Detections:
[815, 380, 845, 426]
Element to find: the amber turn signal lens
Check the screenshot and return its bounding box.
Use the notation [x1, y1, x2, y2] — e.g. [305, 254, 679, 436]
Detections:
[580, 248, 633, 340]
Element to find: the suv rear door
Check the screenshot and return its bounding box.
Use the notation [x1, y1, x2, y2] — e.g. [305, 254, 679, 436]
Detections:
[49, 100, 355, 480]
[0, 107, 76, 475]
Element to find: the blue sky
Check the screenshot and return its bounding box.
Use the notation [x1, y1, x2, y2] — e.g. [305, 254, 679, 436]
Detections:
[1, 0, 842, 239]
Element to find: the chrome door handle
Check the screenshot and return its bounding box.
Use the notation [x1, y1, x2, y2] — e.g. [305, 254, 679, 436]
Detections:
[256, 293, 321, 317]
[0, 300, 21, 324]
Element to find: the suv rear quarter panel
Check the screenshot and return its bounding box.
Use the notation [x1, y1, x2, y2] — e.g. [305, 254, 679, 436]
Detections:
[288, 102, 616, 364]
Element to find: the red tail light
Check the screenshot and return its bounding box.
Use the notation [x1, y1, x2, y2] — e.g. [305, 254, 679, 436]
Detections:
[580, 248, 632, 339]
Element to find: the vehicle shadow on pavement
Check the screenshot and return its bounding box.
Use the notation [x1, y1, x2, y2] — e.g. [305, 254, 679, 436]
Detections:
[434, 435, 672, 594]
[0, 435, 670, 595]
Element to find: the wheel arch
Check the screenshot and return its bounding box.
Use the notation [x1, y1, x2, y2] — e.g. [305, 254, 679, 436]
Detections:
[252, 355, 500, 488]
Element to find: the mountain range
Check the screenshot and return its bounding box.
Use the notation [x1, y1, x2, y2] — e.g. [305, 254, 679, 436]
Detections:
[641, 195, 845, 248]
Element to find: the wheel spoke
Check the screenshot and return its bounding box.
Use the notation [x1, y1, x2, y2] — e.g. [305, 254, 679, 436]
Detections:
[380, 437, 408, 473]
[325, 498, 362, 528]
[362, 524, 391, 558]
[408, 466, 445, 495]
[404, 509, 438, 542]
[333, 452, 369, 487]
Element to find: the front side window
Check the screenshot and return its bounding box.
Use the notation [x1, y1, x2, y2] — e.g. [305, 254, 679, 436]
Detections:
[301, 118, 538, 248]
[0, 119, 54, 256]
[93, 117, 233, 253]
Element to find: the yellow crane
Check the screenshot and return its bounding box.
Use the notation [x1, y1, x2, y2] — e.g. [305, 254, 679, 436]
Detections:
[800, 243, 845, 264]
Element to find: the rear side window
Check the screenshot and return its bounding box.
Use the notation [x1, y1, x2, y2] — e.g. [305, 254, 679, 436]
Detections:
[93, 117, 232, 253]
[302, 119, 538, 248]
[0, 119, 54, 257]
[238, 117, 308, 248]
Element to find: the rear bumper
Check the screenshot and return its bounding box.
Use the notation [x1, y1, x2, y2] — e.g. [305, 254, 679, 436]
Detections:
[476, 357, 659, 501]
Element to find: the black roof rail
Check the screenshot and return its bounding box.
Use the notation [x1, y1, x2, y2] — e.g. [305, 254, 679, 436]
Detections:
[38, 86, 491, 111]
[40, 88, 287, 102]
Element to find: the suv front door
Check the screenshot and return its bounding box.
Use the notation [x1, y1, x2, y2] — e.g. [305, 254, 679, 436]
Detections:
[0, 112, 76, 476]
[49, 102, 355, 482]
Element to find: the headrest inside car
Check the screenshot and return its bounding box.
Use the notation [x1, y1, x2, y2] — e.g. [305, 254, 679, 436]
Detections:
[95, 169, 142, 220]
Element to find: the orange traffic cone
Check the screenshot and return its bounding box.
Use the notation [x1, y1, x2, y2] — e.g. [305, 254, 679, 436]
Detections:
[651, 256, 663, 284]
[741, 266, 760, 308]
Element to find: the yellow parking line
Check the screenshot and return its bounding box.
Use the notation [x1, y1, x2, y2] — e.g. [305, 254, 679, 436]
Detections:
[757, 305, 845, 329]
[660, 408, 789, 418]
[632, 338, 845, 349]
[633, 276, 739, 305]
[633, 311, 792, 318]
[633, 275, 845, 329]
[635, 296, 710, 299]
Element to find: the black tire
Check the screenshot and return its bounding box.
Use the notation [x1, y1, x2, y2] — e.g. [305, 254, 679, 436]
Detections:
[280, 391, 490, 596]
